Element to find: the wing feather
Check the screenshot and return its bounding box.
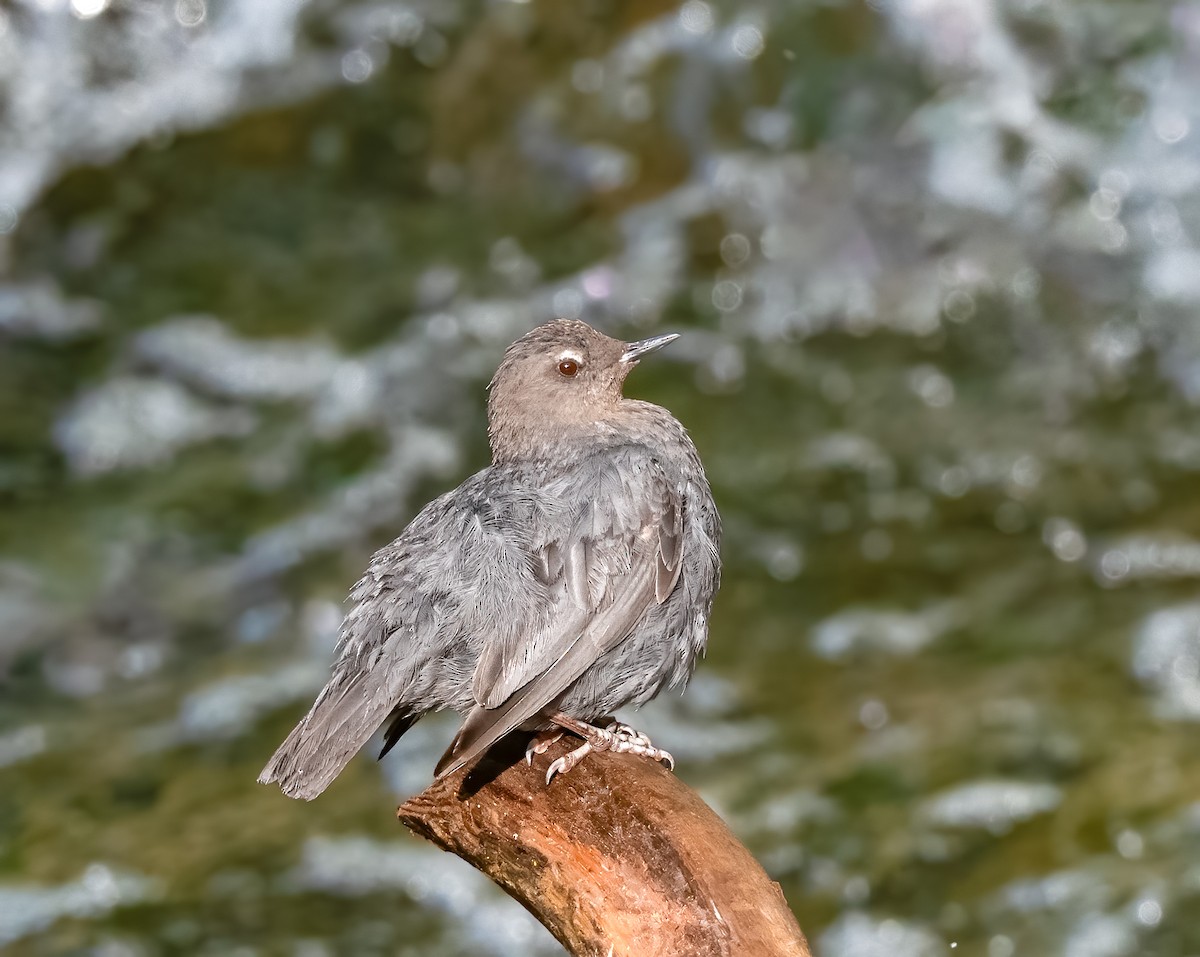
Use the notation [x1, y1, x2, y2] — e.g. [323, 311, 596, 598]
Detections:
[440, 464, 684, 778]
[655, 486, 683, 603]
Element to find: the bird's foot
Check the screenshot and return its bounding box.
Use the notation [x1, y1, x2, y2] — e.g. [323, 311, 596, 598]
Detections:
[603, 720, 653, 748]
[524, 729, 564, 765]
[543, 713, 674, 784]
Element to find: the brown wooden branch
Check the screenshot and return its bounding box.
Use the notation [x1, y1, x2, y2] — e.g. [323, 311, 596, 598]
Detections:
[398, 736, 810, 957]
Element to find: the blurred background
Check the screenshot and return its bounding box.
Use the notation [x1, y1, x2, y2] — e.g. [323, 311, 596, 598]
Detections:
[1, 0, 1199, 953]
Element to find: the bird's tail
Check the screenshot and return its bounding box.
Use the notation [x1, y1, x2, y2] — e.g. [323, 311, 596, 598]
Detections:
[258, 671, 407, 801]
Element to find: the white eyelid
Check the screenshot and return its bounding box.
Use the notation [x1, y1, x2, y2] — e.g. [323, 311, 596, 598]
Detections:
[557, 350, 583, 364]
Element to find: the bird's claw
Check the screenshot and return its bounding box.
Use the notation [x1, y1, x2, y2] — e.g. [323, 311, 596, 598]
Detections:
[540, 717, 674, 783]
[545, 743, 592, 783]
[524, 730, 565, 766]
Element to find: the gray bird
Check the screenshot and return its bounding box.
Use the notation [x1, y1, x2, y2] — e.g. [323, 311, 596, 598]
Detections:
[258, 319, 721, 799]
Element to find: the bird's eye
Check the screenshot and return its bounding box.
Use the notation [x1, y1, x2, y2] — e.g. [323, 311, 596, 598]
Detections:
[558, 358, 580, 377]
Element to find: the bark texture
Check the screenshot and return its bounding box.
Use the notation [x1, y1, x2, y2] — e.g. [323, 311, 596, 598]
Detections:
[398, 737, 810, 957]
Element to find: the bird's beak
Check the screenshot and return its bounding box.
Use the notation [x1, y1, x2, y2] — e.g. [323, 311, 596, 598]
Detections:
[620, 333, 680, 363]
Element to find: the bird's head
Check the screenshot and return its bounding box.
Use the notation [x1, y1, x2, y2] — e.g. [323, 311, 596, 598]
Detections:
[486, 319, 678, 463]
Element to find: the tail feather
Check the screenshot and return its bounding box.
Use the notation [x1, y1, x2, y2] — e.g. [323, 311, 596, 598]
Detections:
[378, 709, 418, 760]
[258, 671, 403, 801]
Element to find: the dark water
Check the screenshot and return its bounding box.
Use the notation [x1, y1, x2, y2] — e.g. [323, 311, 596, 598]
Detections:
[3, 0, 1200, 954]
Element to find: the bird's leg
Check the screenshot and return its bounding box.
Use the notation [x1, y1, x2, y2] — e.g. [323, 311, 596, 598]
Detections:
[524, 729, 565, 765]
[542, 712, 674, 784]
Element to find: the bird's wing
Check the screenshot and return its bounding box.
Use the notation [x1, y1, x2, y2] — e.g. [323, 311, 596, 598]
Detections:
[259, 474, 501, 800]
[435, 458, 684, 778]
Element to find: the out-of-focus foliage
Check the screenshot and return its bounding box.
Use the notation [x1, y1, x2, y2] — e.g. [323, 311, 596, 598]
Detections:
[2, 0, 1200, 953]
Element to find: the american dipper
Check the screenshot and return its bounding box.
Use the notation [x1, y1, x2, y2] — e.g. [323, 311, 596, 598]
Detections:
[259, 319, 721, 799]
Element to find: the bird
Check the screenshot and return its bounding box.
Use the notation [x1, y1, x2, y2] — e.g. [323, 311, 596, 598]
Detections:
[258, 318, 721, 800]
